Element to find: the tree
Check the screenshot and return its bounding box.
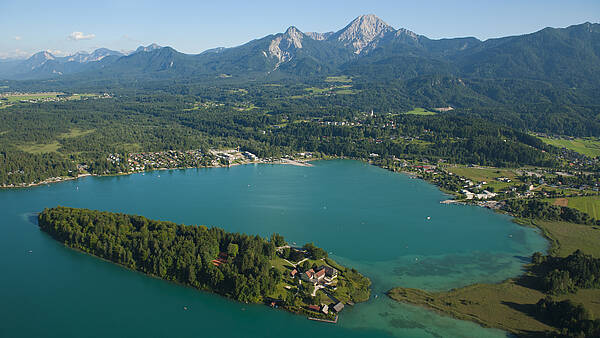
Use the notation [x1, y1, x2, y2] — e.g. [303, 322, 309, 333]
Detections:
[227, 243, 239, 258]
[270, 233, 286, 247]
[303, 242, 327, 260]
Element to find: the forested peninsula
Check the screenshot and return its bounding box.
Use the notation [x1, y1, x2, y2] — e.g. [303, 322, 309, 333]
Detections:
[37, 207, 370, 319]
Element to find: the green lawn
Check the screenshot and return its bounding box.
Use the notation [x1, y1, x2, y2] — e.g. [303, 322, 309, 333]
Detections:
[537, 136, 600, 158]
[334, 89, 356, 95]
[403, 108, 436, 116]
[59, 128, 95, 139]
[446, 165, 520, 191]
[536, 220, 600, 257]
[325, 75, 352, 83]
[17, 141, 61, 154]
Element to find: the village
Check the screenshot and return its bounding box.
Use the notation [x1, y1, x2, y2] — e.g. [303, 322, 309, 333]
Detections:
[109, 149, 315, 173]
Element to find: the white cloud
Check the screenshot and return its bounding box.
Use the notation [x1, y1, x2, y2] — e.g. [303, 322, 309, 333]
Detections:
[68, 31, 96, 41]
[46, 49, 69, 57]
[14, 36, 22, 41]
[0, 49, 31, 60]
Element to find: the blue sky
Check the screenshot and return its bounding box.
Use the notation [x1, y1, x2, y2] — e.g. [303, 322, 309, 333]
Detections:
[1, 0, 599, 59]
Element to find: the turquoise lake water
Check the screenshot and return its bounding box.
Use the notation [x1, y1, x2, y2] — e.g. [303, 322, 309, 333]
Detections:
[0, 160, 548, 337]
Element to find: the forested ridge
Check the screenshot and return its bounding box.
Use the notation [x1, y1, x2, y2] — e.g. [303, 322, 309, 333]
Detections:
[0, 90, 564, 186]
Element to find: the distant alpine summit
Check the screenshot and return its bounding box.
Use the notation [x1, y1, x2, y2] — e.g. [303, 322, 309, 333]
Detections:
[0, 15, 598, 85]
[332, 14, 396, 53]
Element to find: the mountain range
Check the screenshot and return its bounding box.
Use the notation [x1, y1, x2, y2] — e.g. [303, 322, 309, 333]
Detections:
[0, 14, 599, 86]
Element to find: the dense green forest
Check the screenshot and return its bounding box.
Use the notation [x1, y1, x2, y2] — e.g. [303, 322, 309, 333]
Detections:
[0, 88, 564, 185]
[531, 250, 600, 295]
[535, 297, 600, 337]
[38, 206, 282, 303]
[502, 199, 597, 225]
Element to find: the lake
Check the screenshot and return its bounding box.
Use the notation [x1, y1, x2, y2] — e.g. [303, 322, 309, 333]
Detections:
[0, 160, 547, 337]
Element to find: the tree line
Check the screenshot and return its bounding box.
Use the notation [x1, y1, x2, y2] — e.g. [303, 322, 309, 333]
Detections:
[38, 206, 292, 303]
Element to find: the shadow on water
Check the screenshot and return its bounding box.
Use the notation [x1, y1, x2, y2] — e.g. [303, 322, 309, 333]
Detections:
[513, 255, 532, 264]
[26, 212, 39, 226]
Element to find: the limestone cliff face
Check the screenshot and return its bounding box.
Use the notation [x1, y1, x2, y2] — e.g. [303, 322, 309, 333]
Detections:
[268, 26, 306, 67]
[333, 14, 395, 54]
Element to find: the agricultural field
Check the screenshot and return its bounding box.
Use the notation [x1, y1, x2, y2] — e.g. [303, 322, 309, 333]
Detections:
[402, 108, 436, 116]
[58, 128, 95, 139]
[537, 220, 600, 257]
[549, 195, 600, 220]
[16, 141, 61, 154]
[325, 75, 352, 83]
[537, 136, 600, 158]
[445, 165, 520, 191]
[291, 85, 357, 99]
[0, 92, 105, 108]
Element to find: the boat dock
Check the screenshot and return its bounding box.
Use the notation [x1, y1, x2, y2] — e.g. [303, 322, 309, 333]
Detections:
[308, 315, 338, 324]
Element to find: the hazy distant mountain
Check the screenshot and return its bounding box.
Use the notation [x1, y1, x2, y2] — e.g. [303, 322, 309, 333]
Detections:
[66, 48, 124, 63]
[0, 15, 599, 85]
[134, 43, 162, 53]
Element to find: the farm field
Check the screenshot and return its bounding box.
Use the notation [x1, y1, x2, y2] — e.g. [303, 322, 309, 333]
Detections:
[445, 165, 520, 191]
[325, 75, 352, 83]
[0, 92, 103, 108]
[402, 108, 436, 116]
[549, 195, 600, 220]
[16, 141, 61, 154]
[537, 136, 600, 158]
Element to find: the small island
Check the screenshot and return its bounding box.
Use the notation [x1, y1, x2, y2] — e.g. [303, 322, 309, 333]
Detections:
[38, 206, 370, 321]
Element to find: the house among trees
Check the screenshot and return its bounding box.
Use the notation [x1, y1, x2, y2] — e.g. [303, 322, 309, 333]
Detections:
[290, 268, 298, 277]
[301, 265, 338, 284]
[302, 268, 316, 282]
[317, 265, 338, 281]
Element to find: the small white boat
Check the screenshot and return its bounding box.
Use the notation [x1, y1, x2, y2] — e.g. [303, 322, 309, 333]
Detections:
[426, 216, 431, 220]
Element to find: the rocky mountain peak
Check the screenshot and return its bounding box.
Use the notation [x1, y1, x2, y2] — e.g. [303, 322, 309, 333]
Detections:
[267, 26, 306, 66]
[305, 31, 334, 41]
[135, 43, 162, 53]
[40, 51, 55, 60]
[283, 26, 304, 48]
[335, 14, 395, 53]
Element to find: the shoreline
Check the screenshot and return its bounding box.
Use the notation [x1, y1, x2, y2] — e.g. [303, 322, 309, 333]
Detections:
[0, 157, 318, 190]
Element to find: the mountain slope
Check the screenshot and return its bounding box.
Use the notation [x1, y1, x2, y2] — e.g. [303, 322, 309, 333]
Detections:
[0, 16, 599, 88]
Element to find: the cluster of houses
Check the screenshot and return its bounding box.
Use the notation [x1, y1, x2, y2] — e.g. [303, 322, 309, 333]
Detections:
[307, 302, 344, 315]
[126, 149, 206, 171]
[288, 264, 346, 315]
[461, 189, 497, 200]
[298, 265, 338, 285]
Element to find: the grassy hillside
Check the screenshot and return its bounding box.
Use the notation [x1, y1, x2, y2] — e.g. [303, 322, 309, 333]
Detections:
[537, 136, 600, 158]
